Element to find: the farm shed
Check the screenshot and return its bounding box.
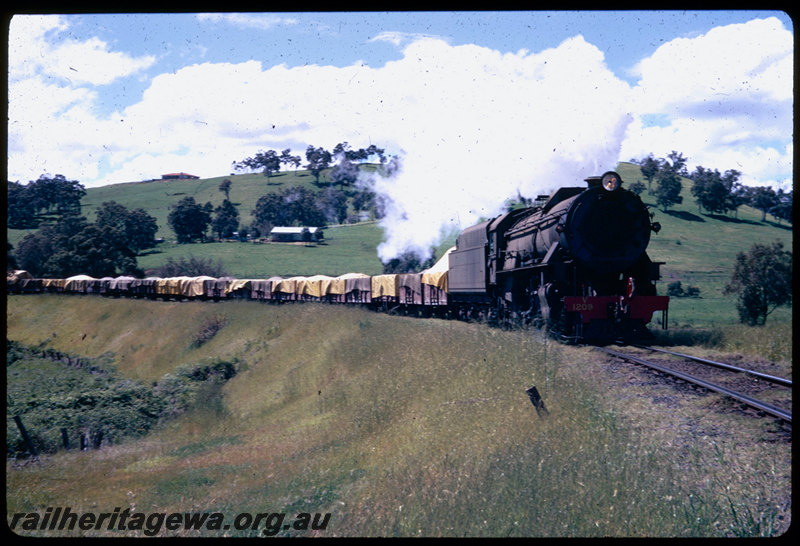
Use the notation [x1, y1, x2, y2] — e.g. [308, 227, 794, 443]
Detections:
[270, 226, 323, 242]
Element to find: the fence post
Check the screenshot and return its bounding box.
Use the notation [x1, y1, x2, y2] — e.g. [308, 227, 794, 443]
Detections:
[13, 415, 38, 457]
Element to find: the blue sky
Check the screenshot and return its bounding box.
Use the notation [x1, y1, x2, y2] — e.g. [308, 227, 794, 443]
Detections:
[6, 11, 793, 257]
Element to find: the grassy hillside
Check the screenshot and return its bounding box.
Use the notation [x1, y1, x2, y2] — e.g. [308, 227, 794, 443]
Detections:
[6, 162, 792, 326]
[5, 296, 792, 537]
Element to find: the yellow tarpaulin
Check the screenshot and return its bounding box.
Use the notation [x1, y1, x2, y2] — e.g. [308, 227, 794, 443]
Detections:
[183, 276, 217, 297]
[421, 246, 454, 292]
[43, 278, 65, 289]
[274, 276, 306, 294]
[371, 274, 397, 298]
[296, 275, 336, 298]
[156, 277, 190, 295]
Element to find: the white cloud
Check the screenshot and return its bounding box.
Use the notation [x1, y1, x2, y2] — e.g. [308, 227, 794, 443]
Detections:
[621, 16, 792, 189]
[8, 14, 156, 86]
[196, 13, 298, 29]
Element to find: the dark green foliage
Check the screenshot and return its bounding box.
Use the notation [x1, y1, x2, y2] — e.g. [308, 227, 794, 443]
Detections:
[7, 181, 39, 228]
[628, 181, 646, 195]
[168, 196, 213, 243]
[212, 199, 240, 239]
[233, 150, 281, 180]
[305, 146, 332, 184]
[95, 201, 159, 253]
[6, 341, 239, 456]
[329, 158, 360, 189]
[251, 186, 331, 233]
[724, 240, 792, 325]
[655, 170, 683, 211]
[639, 154, 660, 193]
[667, 281, 700, 298]
[14, 214, 141, 278]
[689, 166, 743, 215]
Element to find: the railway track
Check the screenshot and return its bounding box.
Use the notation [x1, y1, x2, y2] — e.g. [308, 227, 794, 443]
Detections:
[594, 345, 792, 423]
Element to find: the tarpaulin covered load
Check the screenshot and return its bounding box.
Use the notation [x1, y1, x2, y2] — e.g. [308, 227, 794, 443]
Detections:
[42, 278, 65, 292]
[397, 273, 423, 305]
[182, 276, 217, 298]
[64, 275, 96, 293]
[130, 277, 158, 296]
[335, 272, 371, 303]
[155, 277, 191, 296]
[371, 274, 397, 299]
[7, 270, 33, 292]
[296, 275, 336, 299]
[249, 276, 283, 299]
[274, 276, 306, 295]
[421, 246, 453, 292]
[19, 278, 43, 292]
[108, 276, 137, 292]
[225, 278, 253, 297]
[95, 277, 116, 293]
[7, 270, 32, 282]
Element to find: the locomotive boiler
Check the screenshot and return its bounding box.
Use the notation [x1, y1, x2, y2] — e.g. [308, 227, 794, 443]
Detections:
[448, 171, 669, 342]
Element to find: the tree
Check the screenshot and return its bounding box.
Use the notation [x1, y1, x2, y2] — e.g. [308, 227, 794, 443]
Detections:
[95, 201, 158, 254]
[318, 188, 349, 224]
[28, 174, 85, 215]
[628, 181, 646, 195]
[329, 158, 360, 189]
[168, 197, 213, 243]
[15, 214, 140, 278]
[305, 146, 332, 184]
[639, 155, 660, 193]
[251, 187, 329, 234]
[6, 181, 38, 228]
[690, 167, 741, 215]
[747, 186, 779, 222]
[218, 179, 232, 201]
[724, 241, 792, 325]
[654, 170, 683, 211]
[666, 150, 688, 176]
[233, 150, 281, 181]
[212, 200, 240, 239]
[771, 189, 793, 224]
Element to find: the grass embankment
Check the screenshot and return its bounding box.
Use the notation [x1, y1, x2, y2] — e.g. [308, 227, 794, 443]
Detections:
[6, 295, 791, 537]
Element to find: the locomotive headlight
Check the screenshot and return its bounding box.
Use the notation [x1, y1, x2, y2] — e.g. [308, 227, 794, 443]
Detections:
[601, 171, 622, 192]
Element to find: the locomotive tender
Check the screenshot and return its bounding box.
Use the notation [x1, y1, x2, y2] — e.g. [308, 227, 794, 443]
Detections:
[7, 172, 668, 343]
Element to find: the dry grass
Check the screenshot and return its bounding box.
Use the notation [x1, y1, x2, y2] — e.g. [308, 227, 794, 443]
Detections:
[6, 296, 792, 537]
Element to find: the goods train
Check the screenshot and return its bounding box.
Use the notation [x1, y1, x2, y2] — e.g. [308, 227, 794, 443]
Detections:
[7, 172, 669, 343]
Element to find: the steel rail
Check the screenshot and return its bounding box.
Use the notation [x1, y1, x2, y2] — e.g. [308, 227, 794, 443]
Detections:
[633, 345, 793, 387]
[596, 346, 792, 423]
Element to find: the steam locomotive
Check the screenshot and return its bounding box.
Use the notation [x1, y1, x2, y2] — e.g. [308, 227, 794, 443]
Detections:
[448, 171, 669, 341]
[7, 172, 668, 343]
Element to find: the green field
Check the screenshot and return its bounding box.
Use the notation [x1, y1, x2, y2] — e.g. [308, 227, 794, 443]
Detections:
[8, 162, 792, 328]
[6, 296, 792, 537]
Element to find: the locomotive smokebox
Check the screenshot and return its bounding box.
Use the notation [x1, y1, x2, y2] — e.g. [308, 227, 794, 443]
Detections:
[502, 172, 653, 275]
[561, 186, 652, 273]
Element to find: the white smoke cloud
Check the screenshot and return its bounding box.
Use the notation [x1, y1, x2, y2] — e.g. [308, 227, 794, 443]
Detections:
[356, 36, 634, 261]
